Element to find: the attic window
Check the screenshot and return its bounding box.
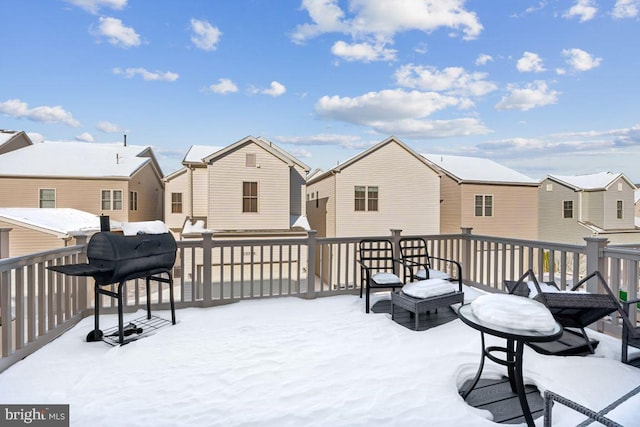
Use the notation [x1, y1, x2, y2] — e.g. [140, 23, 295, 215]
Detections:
[246, 153, 256, 167]
[618, 182, 623, 191]
[546, 184, 553, 192]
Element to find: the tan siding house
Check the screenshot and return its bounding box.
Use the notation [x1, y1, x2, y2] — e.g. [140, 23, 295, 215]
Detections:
[0, 138, 164, 224]
[164, 136, 310, 236]
[306, 137, 441, 238]
[422, 154, 539, 240]
[539, 173, 640, 245]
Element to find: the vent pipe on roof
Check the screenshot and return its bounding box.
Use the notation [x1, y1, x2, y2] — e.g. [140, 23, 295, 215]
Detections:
[123, 134, 127, 146]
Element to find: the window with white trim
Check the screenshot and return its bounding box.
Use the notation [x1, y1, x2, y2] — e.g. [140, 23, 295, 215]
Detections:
[101, 190, 123, 210]
[39, 189, 56, 208]
[617, 200, 623, 219]
[171, 193, 183, 213]
[243, 181, 258, 213]
[129, 191, 138, 211]
[563, 200, 574, 219]
[354, 186, 378, 211]
[474, 195, 493, 217]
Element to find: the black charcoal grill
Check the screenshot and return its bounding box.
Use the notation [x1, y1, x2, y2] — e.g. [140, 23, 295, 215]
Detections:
[48, 231, 177, 345]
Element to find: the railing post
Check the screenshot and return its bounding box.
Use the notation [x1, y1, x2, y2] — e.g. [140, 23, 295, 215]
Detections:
[202, 231, 213, 302]
[0, 228, 11, 259]
[584, 237, 608, 293]
[306, 230, 317, 298]
[460, 228, 473, 284]
[73, 234, 89, 311]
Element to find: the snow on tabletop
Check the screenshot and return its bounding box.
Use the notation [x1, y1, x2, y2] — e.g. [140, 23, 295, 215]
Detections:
[402, 279, 457, 299]
[470, 293, 557, 332]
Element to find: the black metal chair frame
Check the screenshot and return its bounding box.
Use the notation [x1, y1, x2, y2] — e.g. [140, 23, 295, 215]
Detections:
[621, 296, 640, 365]
[357, 239, 407, 313]
[398, 237, 462, 286]
[506, 269, 627, 355]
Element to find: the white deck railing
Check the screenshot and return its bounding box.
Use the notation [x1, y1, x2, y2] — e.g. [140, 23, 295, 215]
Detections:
[1, 228, 639, 372]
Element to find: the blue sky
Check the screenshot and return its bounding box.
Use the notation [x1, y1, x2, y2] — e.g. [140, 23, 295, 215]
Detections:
[1, 0, 639, 180]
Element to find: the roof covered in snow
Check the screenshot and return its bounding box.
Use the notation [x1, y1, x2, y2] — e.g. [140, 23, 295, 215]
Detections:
[0, 208, 121, 238]
[547, 172, 635, 191]
[0, 141, 154, 178]
[183, 145, 225, 164]
[422, 153, 538, 185]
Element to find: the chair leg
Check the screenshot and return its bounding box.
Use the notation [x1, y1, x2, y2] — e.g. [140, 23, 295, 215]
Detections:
[365, 286, 370, 313]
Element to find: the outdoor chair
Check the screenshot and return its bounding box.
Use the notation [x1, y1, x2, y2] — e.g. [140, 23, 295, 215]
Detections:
[398, 237, 461, 285]
[505, 270, 621, 355]
[621, 296, 640, 365]
[358, 239, 406, 313]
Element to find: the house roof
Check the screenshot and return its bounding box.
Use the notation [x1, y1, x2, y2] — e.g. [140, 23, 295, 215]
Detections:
[0, 129, 21, 145]
[0, 141, 156, 179]
[547, 172, 637, 191]
[183, 145, 225, 165]
[201, 136, 310, 171]
[421, 153, 538, 185]
[0, 208, 122, 238]
[307, 136, 438, 185]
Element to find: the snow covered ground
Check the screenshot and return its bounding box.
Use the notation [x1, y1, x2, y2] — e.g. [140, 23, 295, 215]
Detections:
[0, 293, 639, 426]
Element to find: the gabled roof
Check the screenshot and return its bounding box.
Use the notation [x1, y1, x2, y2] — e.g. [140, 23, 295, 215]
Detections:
[546, 172, 637, 191]
[0, 141, 158, 179]
[0, 129, 33, 155]
[190, 136, 310, 171]
[0, 208, 121, 238]
[307, 136, 439, 185]
[422, 153, 538, 186]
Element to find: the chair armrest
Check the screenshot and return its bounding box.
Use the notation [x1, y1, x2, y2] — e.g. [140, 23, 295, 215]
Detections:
[428, 256, 463, 291]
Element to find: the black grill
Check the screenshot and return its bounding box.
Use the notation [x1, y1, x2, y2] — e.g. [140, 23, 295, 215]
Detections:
[48, 231, 177, 345]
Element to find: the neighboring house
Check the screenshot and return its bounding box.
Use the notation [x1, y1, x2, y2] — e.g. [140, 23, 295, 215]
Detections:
[306, 137, 441, 238]
[539, 172, 640, 245]
[0, 129, 32, 155]
[0, 208, 121, 257]
[422, 154, 540, 240]
[0, 135, 164, 223]
[164, 135, 310, 237]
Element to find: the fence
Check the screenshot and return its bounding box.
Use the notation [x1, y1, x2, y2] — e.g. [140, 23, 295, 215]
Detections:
[1, 228, 639, 372]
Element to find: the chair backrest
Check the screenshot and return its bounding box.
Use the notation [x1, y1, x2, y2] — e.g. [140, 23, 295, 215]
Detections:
[398, 237, 431, 268]
[358, 239, 397, 274]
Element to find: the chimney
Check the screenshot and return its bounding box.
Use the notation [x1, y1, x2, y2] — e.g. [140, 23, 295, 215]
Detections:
[124, 134, 127, 147]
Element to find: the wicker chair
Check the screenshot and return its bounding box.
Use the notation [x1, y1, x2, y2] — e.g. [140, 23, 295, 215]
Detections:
[398, 237, 461, 285]
[505, 270, 621, 354]
[357, 239, 406, 313]
[621, 296, 640, 365]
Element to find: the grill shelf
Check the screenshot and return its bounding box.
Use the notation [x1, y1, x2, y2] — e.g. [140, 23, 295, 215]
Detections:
[101, 314, 173, 346]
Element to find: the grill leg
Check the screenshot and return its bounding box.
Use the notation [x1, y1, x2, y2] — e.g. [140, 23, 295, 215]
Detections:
[169, 273, 176, 325]
[146, 276, 152, 320]
[117, 281, 125, 345]
[86, 284, 103, 342]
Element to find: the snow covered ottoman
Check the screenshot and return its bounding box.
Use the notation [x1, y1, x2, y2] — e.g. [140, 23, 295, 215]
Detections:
[391, 278, 464, 330]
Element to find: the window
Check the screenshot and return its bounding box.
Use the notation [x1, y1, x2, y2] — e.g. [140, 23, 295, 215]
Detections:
[245, 153, 256, 167]
[129, 191, 138, 211]
[243, 181, 258, 213]
[618, 182, 623, 191]
[354, 186, 366, 211]
[563, 200, 573, 219]
[39, 189, 56, 208]
[171, 193, 183, 213]
[546, 184, 553, 192]
[355, 186, 378, 212]
[367, 186, 378, 211]
[617, 200, 623, 219]
[101, 190, 122, 210]
[474, 195, 493, 217]
[112, 190, 122, 210]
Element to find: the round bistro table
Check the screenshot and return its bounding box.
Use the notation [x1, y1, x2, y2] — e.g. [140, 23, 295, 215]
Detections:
[457, 303, 563, 427]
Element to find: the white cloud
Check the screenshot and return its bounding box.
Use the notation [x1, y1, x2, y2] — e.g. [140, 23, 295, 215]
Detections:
[113, 67, 179, 81]
[516, 52, 546, 73]
[262, 81, 287, 97]
[372, 117, 491, 138]
[94, 17, 141, 48]
[64, 0, 127, 14]
[277, 134, 369, 149]
[0, 99, 80, 127]
[287, 148, 313, 159]
[562, 48, 602, 72]
[564, 0, 598, 22]
[291, 0, 483, 47]
[331, 41, 396, 62]
[75, 132, 94, 142]
[394, 64, 497, 96]
[206, 78, 238, 94]
[475, 54, 493, 66]
[612, 0, 639, 18]
[97, 121, 122, 133]
[190, 19, 222, 51]
[495, 81, 559, 111]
